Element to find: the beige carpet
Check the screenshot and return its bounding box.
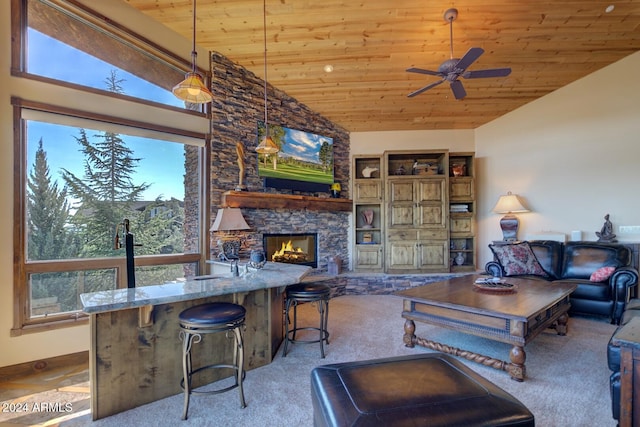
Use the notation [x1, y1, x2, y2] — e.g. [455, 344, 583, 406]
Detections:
[65, 294, 618, 427]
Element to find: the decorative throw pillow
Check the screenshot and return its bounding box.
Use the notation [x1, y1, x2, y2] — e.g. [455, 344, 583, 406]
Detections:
[489, 242, 548, 277]
[590, 266, 616, 282]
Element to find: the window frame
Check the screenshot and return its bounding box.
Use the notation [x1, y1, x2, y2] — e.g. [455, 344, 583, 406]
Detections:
[11, 0, 211, 116]
[12, 98, 208, 335]
[10, 0, 213, 335]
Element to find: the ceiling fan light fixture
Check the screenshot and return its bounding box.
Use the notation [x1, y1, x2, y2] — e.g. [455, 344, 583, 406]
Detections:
[406, 8, 511, 100]
[173, 0, 212, 104]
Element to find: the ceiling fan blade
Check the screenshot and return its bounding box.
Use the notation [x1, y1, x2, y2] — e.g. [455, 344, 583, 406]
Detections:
[407, 79, 445, 98]
[464, 68, 512, 79]
[450, 80, 467, 100]
[406, 67, 443, 77]
[455, 47, 484, 71]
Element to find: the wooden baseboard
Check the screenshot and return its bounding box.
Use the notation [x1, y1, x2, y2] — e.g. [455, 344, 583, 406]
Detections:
[0, 351, 88, 381]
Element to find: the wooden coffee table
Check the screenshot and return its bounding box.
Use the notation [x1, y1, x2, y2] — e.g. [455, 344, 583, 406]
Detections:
[397, 274, 577, 381]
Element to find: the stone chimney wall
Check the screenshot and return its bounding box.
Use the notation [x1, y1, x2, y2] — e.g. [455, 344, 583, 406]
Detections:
[202, 52, 351, 272]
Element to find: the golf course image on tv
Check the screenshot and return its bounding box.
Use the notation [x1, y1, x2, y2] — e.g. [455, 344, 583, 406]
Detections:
[257, 122, 334, 185]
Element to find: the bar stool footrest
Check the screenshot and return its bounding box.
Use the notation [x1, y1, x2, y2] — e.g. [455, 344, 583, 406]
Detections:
[181, 364, 244, 395]
[286, 327, 330, 345]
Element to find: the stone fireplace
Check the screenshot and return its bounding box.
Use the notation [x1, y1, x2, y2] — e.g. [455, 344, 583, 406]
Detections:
[263, 233, 318, 268]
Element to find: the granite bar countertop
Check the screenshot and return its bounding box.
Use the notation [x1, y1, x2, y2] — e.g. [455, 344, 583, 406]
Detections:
[80, 261, 311, 314]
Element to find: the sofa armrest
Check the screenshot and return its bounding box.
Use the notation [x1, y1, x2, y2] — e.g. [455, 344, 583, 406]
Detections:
[611, 266, 639, 304]
[485, 261, 504, 277]
[611, 267, 639, 324]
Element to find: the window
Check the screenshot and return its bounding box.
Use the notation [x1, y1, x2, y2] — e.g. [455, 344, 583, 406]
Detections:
[14, 102, 205, 332]
[18, 0, 209, 112]
[11, 0, 210, 334]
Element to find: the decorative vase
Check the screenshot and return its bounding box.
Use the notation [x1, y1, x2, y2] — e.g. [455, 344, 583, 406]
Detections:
[455, 252, 465, 266]
[248, 250, 266, 269]
[361, 209, 374, 228]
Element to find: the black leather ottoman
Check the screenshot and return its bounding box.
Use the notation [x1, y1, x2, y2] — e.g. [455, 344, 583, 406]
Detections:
[310, 353, 534, 427]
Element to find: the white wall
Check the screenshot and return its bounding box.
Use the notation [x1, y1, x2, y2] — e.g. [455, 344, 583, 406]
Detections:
[476, 51, 640, 266]
[351, 129, 475, 154]
[0, 0, 208, 367]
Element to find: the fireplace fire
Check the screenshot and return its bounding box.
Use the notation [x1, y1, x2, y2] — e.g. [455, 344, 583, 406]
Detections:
[263, 233, 318, 268]
[272, 240, 308, 263]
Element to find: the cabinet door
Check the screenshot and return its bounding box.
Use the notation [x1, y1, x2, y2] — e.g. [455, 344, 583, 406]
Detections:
[415, 179, 447, 229]
[417, 241, 449, 270]
[355, 245, 383, 270]
[354, 180, 382, 202]
[450, 214, 474, 235]
[387, 240, 417, 270]
[450, 177, 474, 201]
[388, 180, 415, 228]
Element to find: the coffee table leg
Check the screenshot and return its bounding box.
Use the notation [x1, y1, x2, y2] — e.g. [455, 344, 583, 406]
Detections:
[555, 313, 569, 336]
[403, 319, 416, 348]
[507, 345, 526, 382]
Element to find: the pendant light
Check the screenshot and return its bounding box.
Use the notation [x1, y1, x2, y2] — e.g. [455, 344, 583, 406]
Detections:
[255, 0, 279, 154]
[172, 0, 213, 104]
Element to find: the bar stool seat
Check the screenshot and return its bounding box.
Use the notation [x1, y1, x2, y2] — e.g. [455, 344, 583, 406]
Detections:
[179, 302, 246, 420]
[283, 282, 331, 358]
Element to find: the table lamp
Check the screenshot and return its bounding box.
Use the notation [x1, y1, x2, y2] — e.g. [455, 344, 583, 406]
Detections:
[210, 208, 251, 260]
[492, 192, 530, 241]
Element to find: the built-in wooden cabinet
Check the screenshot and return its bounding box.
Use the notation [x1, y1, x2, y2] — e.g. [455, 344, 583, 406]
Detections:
[352, 150, 476, 274]
[352, 155, 384, 271]
[449, 153, 476, 272]
[351, 150, 476, 273]
[385, 151, 450, 273]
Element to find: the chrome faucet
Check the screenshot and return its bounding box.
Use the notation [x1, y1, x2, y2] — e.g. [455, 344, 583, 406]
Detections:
[114, 219, 140, 288]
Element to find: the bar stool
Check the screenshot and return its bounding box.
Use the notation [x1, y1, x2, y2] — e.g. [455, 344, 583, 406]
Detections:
[178, 302, 246, 420]
[282, 282, 331, 358]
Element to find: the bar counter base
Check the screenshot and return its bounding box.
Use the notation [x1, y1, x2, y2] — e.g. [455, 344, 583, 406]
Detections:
[90, 288, 282, 420]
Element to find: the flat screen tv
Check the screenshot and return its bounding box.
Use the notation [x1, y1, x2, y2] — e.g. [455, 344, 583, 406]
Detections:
[257, 122, 334, 192]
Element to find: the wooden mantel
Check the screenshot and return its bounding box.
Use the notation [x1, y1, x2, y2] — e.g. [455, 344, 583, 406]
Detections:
[221, 191, 352, 212]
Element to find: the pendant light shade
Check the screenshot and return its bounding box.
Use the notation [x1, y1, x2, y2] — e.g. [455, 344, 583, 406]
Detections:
[173, 70, 213, 104]
[256, 135, 279, 154]
[173, 0, 213, 104]
[255, 0, 279, 154]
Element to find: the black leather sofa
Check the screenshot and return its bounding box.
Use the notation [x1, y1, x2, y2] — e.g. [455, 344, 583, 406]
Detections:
[486, 241, 638, 324]
[607, 299, 640, 423]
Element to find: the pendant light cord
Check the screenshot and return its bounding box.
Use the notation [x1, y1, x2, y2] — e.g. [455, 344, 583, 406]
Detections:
[263, 0, 269, 134]
[191, 0, 198, 73]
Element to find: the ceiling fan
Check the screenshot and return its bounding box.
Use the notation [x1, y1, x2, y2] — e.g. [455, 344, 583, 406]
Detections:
[407, 8, 511, 100]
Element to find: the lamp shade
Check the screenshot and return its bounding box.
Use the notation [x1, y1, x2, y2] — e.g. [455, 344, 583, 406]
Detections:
[172, 72, 213, 104]
[210, 208, 250, 231]
[492, 192, 529, 214]
[255, 135, 279, 154]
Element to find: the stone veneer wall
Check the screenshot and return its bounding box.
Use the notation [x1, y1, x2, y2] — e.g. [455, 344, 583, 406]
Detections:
[206, 52, 351, 272]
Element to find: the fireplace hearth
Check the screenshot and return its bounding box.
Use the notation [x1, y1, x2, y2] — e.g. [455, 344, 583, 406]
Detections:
[263, 233, 318, 268]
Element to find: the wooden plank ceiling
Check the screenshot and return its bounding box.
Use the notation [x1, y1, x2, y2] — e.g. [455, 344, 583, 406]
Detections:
[125, 0, 640, 132]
